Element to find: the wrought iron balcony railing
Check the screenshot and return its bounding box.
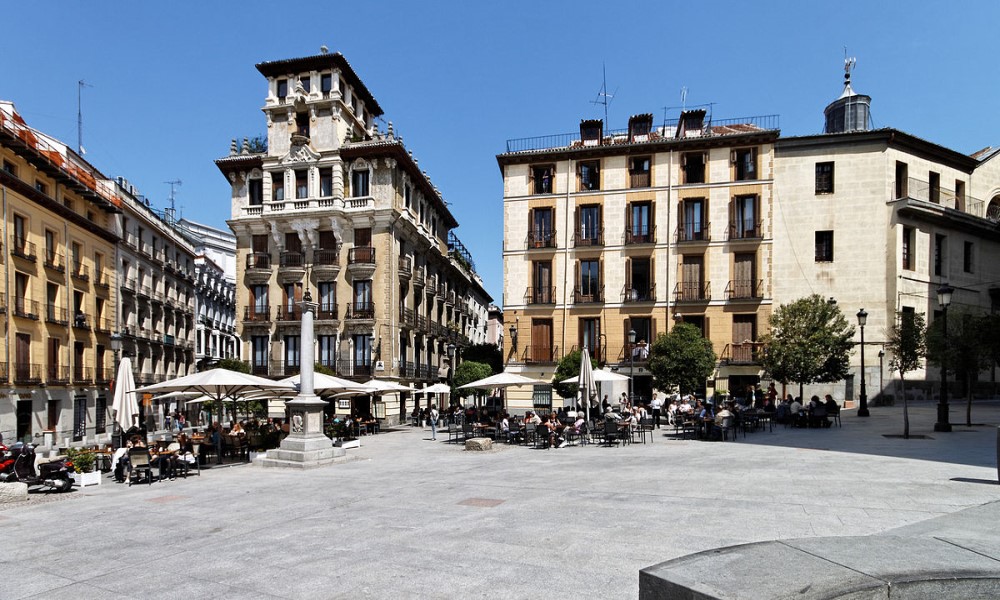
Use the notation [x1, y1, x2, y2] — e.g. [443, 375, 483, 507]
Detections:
[674, 281, 711, 302]
[725, 279, 764, 301]
[524, 286, 556, 305]
[676, 222, 711, 242]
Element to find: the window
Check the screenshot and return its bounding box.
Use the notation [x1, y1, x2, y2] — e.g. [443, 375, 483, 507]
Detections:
[531, 165, 554, 194]
[956, 180, 966, 209]
[578, 160, 600, 191]
[895, 162, 909, 198]
[284, 335, 301, 369]
[929, 171, 940, 204]
[732, 315, 757, 362]
[351, 169, 369, 197]
[680, 256, 704, 300]
[319, 335, 336, 368]
[354, 227, 372, 248]
[95, 395, 106, 435]
[2, 160, 16, 176]
[295, 170, 308, 199]
[902, 226, 914, 270]
[964, 241, 973, 273]
[404, 184, 412, 209]
[629, 202, 654, 243]
[248, 178, 263, 205]
[354, 334, 372, 367]
[35, 180, 48, 195]
[934, 234, 946, 276]
[271, 172, 284, 201]
[353, 280, 372, 311]
[733, 148, 757, 181]
[732, 253, 757, 299]
[731, 195, 758, 239]
[251, 285, 268, 315]
[626, 258, 652, 301]
[320, 73, 332, 94]
[13, 214, 26, 249]
[319, 282, 336, 317]
[815, 162, 834, 194]
[283, 283, 300, 315]
[71, 241, 82, 272]
[299, 75, 311, 93]
[682, 152, 706, 184]
[531, 384, 553, 414]
[627, 318, 653, 357]
[276, 79, 288, 100]
[576, 205, 602, 246]
[319, 168, 333, 197]
[295, 112, 309, 137]
[628, 156, 651, 188]
[529, 208, 555, 248]
[577, 259, 601, 302]
[815, 231, 834, 262]
[679, 199, 705, 242]
[579, 318, 601, 357]
[530, 261, 553, 304]
[251, 336, 268, 373]
[45, 229, 57, 265]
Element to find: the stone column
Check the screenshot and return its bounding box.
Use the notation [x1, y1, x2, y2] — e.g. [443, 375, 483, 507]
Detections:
[258, 291, 344, 468]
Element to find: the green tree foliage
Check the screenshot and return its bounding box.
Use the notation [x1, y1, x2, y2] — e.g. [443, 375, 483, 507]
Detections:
[247, 134, 267, 153]
[885, 311, 926, 438]
[552, 349, 598, 399]
[760, 295, 855, 400]
[216, 358, 250, 374]
[460, 343, 503, 374]
[315, 363, 336, 376]
[926, 310, 991, 427]
[647, 323, 717, 396]
[453, 361, 493, 399]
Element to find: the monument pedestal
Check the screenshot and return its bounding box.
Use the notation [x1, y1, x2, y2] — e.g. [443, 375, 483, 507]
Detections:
[257, 394, 345, 469]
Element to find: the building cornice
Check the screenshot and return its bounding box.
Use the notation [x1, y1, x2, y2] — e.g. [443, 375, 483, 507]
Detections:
[255, 52, 383, 117]
[776, 129, 979, 174]
[0, 170, 119, 244]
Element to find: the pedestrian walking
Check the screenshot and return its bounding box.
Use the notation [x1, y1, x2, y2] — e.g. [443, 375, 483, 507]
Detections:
[429, 404, 439, 440]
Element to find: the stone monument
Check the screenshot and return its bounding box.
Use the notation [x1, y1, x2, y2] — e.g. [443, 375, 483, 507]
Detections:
[258, 291, 345, 468]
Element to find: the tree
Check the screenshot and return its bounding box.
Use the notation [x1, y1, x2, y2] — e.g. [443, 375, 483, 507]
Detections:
[884, 310, 926, 439]
[460, 343, 503, 374]
[552, 349, 597, 399]
[247, 134, 267, 153]
[207, 359, 253, 421]
[647, 323, 716, 396]
[927, 310, 990, 427]
[760, 295, 854, 401]
[453, 361, 492, 399]
[216, 358, 250, 374]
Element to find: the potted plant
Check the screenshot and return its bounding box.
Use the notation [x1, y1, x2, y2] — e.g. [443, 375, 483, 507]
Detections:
[65, 448, 101, 487]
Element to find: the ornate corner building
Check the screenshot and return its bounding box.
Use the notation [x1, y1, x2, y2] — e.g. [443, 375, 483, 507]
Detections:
[218, 51, 492, 425]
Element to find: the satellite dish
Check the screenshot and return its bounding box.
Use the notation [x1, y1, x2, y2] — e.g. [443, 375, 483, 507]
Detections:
[320, 45, 329, 55]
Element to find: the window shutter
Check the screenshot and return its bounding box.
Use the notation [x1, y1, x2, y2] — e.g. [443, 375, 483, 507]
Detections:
[599, 257, 605, 300]
[649, 201, 656, 231]
[624, 257, 632, 290]
[574, 206, 581, 240]
[626, 204, 633, 233]
[574, 260, 580, 294]
[729, 196, 735, 232]
[650, 257, 655, 297]
[294, 283, 303, 303]
[703, 317, 711, 340]
[681, 153, 687, 168]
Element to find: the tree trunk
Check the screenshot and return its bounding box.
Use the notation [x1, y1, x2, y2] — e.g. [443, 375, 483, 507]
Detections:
[901, 375, 908, 440]
[966, 372, 973, 427]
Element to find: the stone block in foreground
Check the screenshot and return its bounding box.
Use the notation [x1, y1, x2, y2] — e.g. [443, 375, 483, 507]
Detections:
[465, 438, 492, 452]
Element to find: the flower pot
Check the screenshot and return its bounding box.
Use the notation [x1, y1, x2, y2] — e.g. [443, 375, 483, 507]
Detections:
[71, 471, 102, 487]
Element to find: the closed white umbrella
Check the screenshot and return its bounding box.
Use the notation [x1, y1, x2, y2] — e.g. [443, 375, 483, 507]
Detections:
[112, 356, 138, 434]
[578, 348, 597, 423]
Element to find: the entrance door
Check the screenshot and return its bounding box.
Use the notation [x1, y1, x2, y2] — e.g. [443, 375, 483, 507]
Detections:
[531, 319, 553, 362]
[16, 399, 31, 442]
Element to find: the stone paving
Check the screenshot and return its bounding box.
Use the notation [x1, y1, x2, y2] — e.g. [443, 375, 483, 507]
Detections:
[0, 401, 997, 599]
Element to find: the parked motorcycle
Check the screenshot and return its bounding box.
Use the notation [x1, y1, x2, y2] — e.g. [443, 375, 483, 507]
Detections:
[0, 442, 73, 492]
[0, 443, 13, 475]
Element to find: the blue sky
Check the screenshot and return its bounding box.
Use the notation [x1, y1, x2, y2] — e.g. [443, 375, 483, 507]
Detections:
[3, 1, 998, 303]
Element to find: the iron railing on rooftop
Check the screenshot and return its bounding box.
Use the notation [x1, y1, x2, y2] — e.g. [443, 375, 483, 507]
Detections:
[504, 115, 780, 153]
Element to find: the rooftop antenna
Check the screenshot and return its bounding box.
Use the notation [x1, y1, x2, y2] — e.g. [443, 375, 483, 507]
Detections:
[164, 179, 182, 223]
[590, 63, 616, 127]
[77, 80, 93, 155]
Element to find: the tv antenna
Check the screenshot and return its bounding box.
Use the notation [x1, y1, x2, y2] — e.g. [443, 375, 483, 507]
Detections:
[590, 64, 616, 126]
[164, 179, 182, 222]
[77, 80, 93, 155]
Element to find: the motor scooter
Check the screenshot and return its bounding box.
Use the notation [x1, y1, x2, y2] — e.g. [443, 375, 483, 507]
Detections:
[0, 443, 13, 475]
[0, 442, 73, 492]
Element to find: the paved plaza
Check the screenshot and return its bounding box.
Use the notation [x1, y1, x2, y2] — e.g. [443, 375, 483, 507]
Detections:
[1, 401, 998, 599]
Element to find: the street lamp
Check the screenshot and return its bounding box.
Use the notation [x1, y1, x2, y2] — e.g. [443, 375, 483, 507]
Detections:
[877, 348, 885, 402]
[508, 317, 518, 360]
[935, 284, 954, 432]
[628, 328, 636, 405]
[109, 332, 123, 446]
[856, 309, 869, 417]
[447, 343, 456, 407]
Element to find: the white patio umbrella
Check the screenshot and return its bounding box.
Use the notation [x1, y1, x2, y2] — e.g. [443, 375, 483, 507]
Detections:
[458, 371, 546, 412]
[279, 372, 375, 394]
[560, 368, 631, 384]
[417, 382, 453, 409]
[112, 356, 139, 434]
[578, 348, 597, 423]
[136, 368, 295, 425]
[362, 379, 413, 393]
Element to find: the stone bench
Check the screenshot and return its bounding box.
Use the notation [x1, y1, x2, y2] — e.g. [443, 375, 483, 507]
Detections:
[0, 482, 28, 504]
[640, 535, 1000, 599]
[464, 438, 492, 452]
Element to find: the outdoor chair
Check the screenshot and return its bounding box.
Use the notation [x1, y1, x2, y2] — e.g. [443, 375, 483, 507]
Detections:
[462, 421, 475, 442]
[830, 406, 842, 427]
[720, 416, 738, 442]
[178, 443, 201, 477]
[447, 424, 463, 444]
[635, 418, 654, 443]
[587, 420, 603, 445]
[602, 420, 621, 446]
[127, 447, 154, 486]
[535, 424, 552, 449]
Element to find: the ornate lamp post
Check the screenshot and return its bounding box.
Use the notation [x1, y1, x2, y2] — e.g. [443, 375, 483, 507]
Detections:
[857, 308, 869, 417]
[110, 332, 123, 446]
[447, 343, 456, 407]
[628, 328, 636, 405]
[508, 317, 518, 361]
[935, 284, 954, 432]
[877, 348, 885, 402]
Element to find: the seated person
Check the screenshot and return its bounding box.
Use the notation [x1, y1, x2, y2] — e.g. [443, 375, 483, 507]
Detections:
[713, 404, 735, 439]
[525, 411, 542, 427]
[808, 395, 829, 428]
[152, 442, 178, 480]
[788, 397, 804, 426]
[176, 433, 197, 470]
[824, 394, 839, 416]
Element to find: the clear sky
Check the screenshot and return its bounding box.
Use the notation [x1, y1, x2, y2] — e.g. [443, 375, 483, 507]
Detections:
[3, 1, 998, 303]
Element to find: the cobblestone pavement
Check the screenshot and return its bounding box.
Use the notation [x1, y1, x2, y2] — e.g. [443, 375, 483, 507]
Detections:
[0, 401, 997, 599]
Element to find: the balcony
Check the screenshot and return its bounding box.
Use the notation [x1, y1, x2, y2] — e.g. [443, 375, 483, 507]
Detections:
[250, 362, 269, 377]
[398, 256, 412, 280]
[629, 172, 650, 189]
[622, 284, 656, 303]
[245, 252, 272, 283]
[121, 278, 137, 295]
[243, 306, 271, 323]
[43, 251, 65, 273]
[674, 282, 711, 303]
[573, 230, 604, 247]
[727, 219, 763, 241]
[524, 286, 556, 305]
[573, 286, 604, 304]
[275, 305, 302, 321]
[269, 361, 301, 378]
[94, 317, 113, 333]
[94, 270, 110, 290]
[13, 298, 39, 320]
[278, 251, 306, 282]
[71, 261, 89, 282]
[446, 290, 456, 305]
[337, 360, 373, 379]
[95, 367, 113, 384]
[413, 266, 426, 287]
[345, 301, 375, 320]
[894, 176, 987, 219]
[74, 366, 92, 383]
[625, 226, 656, 245]
[721, 342, 762, 365]
[316, 304, 339, 321]
[416, 314, 428, 332]
[725, 279, 763, 301]
[45, 304, 69, 326]
[401, 361, 415, 379]
[523, 345, 558, 364]
[72, 313, 91, 331]
[400, 307, 414, 328]
[347, 246, 376, 278]
[676, 222, 711, 243]
[526, 230, 557, 249]
[14, 363, 42, 384]
[47, 365, 70, 384]
[437, 284, 446, 301]
[10, 236, 36, 262]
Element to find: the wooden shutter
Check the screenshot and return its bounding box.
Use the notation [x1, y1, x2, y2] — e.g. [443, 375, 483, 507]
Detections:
[626, 204, 633, 237]
[649, 201, 656, 233]
[319, 230, 336, 249]
[252, 235, 268, 253]
[574, 206, 581, 243]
